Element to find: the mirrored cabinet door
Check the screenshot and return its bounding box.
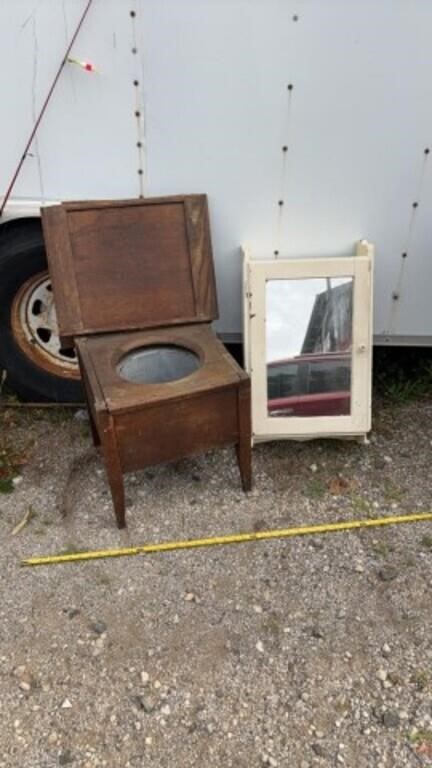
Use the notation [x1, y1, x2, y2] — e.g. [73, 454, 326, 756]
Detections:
[243, 242, 373, 442]
[266, 277, 353, 418]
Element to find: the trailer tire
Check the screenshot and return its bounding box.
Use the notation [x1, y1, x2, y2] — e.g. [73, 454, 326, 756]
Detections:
[0, 221, 83, 403]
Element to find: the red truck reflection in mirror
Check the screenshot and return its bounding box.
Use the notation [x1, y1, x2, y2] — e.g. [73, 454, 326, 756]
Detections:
[267, 352, 351, 417]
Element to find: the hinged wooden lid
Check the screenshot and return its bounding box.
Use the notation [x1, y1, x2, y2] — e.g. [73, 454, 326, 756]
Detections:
[41, 195, 218, 344]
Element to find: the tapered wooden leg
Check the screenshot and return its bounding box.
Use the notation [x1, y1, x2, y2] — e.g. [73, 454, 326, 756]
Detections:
[77, 354, 100, 447]
[87, 405, 100, 447]
[100, 415, 126, 528]
[236, 381, 252, 492]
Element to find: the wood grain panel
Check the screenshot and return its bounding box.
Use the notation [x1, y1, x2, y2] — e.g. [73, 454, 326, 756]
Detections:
[67, 202, 195, 332]
[185, 196, 218, 321]
[115, 388, 239, 472]
[42, 195, 218, 338]
[41, 205, 83, 342]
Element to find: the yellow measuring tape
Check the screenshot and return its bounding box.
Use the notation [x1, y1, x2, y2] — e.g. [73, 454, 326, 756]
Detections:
[22, 511, 432, 567]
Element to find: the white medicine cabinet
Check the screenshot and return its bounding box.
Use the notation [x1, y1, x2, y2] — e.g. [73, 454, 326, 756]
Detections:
[243, 241, 374, 443]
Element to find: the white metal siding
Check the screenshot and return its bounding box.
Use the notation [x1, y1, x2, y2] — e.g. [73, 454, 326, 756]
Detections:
[1, 0, 432, 341]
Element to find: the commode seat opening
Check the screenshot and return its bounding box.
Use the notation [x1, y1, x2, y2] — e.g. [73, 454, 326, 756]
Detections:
[116, 344, 201, 384]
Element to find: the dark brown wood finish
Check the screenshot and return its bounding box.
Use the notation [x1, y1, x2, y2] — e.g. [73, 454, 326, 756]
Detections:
[99, 412, 126, 529]
[41, 195, 217, 342]
[236, 379, 253, 492]
[115, 388, 240, 472]
[75, 325, 247, 414]
[184, 197, 218, 320]
[42, 195, 252, 528]
[41, 205, 83, 342]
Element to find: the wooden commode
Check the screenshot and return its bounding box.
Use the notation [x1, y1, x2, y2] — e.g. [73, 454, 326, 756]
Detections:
[41, 195, 252, 527]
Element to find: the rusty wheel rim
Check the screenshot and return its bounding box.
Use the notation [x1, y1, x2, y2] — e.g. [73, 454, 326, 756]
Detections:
[11, 271, 80, 380]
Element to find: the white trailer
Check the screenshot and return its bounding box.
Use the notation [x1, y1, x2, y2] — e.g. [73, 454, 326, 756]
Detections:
[1, 0, 431, 401]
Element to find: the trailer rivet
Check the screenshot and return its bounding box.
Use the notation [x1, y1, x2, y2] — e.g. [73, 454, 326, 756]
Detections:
[137, 141, 142, 148]
[130, 10, 136, 17]
[287, 84, 294, 91]
[133, 79, 139, 86]
[412, 201, 418, 208]
[292, 15, 299, 21]
[138, 169, 143, 175]
[424, 148, 430, 155]
[135, 110, 141, 117]
[131, 47, 138, 54]
[278, 200, 284, 206]
[392, 292, 399, 301]
[282, 145, 288, 152]
[274, 250, 279, 256]
[402, 252, 407, 259]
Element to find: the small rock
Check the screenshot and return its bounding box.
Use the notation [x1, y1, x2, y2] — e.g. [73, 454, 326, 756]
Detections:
[61, 698, 72, 709]
[59, 750, 74, 765]
[15, 666, 34, 691]
[140, 671, 150, 685]
[253, 605, 263, 614]
[256, 640, 265, 653]
[89, 620, 107, 635]
[378, 565, 398, 582]
[67, 609, 80, 619]
[161, 704, 171, 716]
[311, 625, 325, 639]
[131, 695, 145, 711]
[184, 592, 195, 602]
[12, 476, 23, 487]
[74, 409, 89, 422]
[377, 669, 387, 682]
[382, 709, 400, 728]
[142, 696, 156, 714]
[310, 464, 318, 473]
[310, 539, 324, 550]
[354, 563, 364, 573]
[261, 755, 277, 767]
[312, 743, 328, 757]
[374, 459, 386, 470]
[381, 643, 391, 657]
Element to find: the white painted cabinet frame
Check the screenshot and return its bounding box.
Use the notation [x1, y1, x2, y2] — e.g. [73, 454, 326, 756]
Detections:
[242, 242, 374, 443]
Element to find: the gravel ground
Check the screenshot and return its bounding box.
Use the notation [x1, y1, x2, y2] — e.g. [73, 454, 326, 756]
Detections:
[0, 398, 431, 767]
